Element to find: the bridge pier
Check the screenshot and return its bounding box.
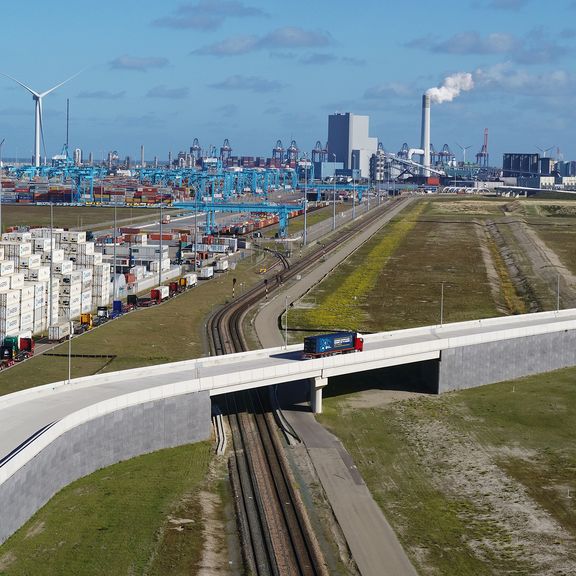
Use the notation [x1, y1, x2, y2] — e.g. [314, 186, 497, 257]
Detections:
[310, 376, 328, 413]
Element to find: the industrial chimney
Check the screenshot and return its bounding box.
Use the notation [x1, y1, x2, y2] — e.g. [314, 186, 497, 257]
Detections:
[140, 144, 145, 168]
[420, 94, 431, 177]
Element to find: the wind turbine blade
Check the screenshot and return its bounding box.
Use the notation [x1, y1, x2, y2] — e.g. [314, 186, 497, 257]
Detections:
[0, 71, 40, 97]
[39, 70, 83, 98]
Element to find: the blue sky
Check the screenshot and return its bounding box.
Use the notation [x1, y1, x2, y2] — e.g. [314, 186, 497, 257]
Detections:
[1, 0, 576, 165]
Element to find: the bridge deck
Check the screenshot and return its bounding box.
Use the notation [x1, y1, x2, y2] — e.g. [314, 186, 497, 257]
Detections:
[1, 309, 576, 470]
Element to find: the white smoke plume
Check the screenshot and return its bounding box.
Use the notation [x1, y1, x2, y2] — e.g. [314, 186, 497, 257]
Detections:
[426, 72, 474, 104]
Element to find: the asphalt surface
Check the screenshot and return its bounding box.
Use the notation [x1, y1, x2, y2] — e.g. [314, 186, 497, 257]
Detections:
[253, 197, 420, 576]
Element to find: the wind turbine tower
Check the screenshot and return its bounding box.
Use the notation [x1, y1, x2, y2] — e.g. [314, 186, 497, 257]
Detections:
[0, 71, 81, 167]
[456, 142, 472, 165]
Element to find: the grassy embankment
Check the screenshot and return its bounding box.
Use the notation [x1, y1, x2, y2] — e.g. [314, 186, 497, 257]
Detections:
[288, 198, 502, 338]
[1, 205, 168, 231]
[0, 443, 214, 576]
[319, 367, 576, 575]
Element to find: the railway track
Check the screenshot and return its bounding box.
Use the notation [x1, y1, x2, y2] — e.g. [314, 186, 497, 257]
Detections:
[207, 196, 411, 573]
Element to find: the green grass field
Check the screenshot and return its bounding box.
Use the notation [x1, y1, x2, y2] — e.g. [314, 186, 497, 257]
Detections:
[0, 443, 212, 576]
[288, 199, 500, 338]
[319, 366, 576, 575]
[1, 205, 168, 231]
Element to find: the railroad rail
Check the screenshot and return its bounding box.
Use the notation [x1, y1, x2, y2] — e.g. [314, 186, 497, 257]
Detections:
[206, 196, 410, 573]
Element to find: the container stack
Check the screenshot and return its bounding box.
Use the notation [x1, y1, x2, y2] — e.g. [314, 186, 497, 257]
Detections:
[92, 263, 111, 308]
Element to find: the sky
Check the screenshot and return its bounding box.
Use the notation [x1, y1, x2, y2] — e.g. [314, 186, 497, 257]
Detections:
[1, 0, 576, 166]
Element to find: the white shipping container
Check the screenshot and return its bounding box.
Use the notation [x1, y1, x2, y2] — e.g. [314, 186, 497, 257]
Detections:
[93, 263, 111, 276]
[81, 299, 92, 313]
[0, 290, 20, 306]
[59, 271, 83, 285]
[60, 283, 82, 297]
[81, 268, 93, 284]
[41, 249, 64, 264]
[20, 299, 34, 314]
[34, 292, 45, 307]
[0, 317, 19, 334]
[48, 322, 70, 341]
[18, 254, 42, 269]
[59, 294, 81, 307]
[0, 242, 32, 258]
[184, 273, 198, 287]
[62, 230, 86, 243]
[75, 252, 103, 266]
[152, 285, 170, 300]
[25, 266, 50, 282]
[20, 311, 34, 326]
[0, 303, 20, 320]
[2, 232, 32, 242]
[199, 267, 214, 279]
[20, 285, 35, 300]
[54, 260, 74, 274]
[33, 237, 55, 252]
[0, 277, 10, 293]
[215, 259, 229, 272]
[0, 261, 15, 276]
[31, 227, 64, 239]
[9, 273, 25, 290]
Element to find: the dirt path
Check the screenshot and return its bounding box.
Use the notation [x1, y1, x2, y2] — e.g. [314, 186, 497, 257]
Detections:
[501, 217, 576, 308]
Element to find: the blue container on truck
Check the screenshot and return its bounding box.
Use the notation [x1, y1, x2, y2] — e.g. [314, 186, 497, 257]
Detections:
[303, 331, 363, 358]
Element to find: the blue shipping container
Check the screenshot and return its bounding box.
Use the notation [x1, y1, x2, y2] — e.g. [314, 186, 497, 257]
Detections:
[303, 331, 356, 356]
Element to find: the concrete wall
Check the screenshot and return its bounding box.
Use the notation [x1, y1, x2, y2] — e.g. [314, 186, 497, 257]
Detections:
[437, 329, 576, 393]
[0, 391, 211, 545]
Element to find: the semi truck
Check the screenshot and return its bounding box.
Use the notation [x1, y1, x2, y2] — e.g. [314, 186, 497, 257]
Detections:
[302, 331, 364, 359]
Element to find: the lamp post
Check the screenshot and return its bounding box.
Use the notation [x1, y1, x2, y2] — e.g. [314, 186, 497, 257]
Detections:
[68, 319, 73, 385]
[440, 282, 445, 326]
[303, 153, 308, 246]
[352, 174, 356, 220]
[159, 200, 163, 286]
[284, 295, 288, 349]
[556, 274, 560, 311]
[49, 202, 54, 327]
[332, 153, 337, 231]
[113, 203, 117, 301]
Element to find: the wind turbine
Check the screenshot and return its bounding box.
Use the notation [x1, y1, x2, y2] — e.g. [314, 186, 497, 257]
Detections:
[0, 71, 81, 167]
[455, 142, 471, 164]
[536, 145, 555, 159]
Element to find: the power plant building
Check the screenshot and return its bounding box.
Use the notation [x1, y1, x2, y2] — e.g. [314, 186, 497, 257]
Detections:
[502, 153, 539, 177]
[328, 113, 378, 178]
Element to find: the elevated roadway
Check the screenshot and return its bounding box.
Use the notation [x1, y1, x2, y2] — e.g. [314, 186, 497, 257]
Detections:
[2, 308, 576, 483]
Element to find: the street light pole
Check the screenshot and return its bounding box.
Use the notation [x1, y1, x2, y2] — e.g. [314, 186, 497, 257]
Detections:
[332, 153, 337, 231]
[285, 295, 288, 349]
[557, 274, 560, 311]
[113, 203, 117, 301]
[440, 282, 445, 326]
[303, 154, 308, 246]
[352, 175, 356, 220]
[68, 319, 73, 385]
[159, 201, 163, 286]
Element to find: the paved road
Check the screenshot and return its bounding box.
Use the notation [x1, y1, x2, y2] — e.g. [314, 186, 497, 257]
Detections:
[253, 197, 420, 576]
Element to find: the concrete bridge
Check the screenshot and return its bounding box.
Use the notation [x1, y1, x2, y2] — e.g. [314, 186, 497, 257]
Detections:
[1, 308, 576, 544]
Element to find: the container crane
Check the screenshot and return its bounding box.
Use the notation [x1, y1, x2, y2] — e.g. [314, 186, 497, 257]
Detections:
[220, 138, 232, 166]
[272, 139, 284, 166]
[476, 128, 489, 167]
